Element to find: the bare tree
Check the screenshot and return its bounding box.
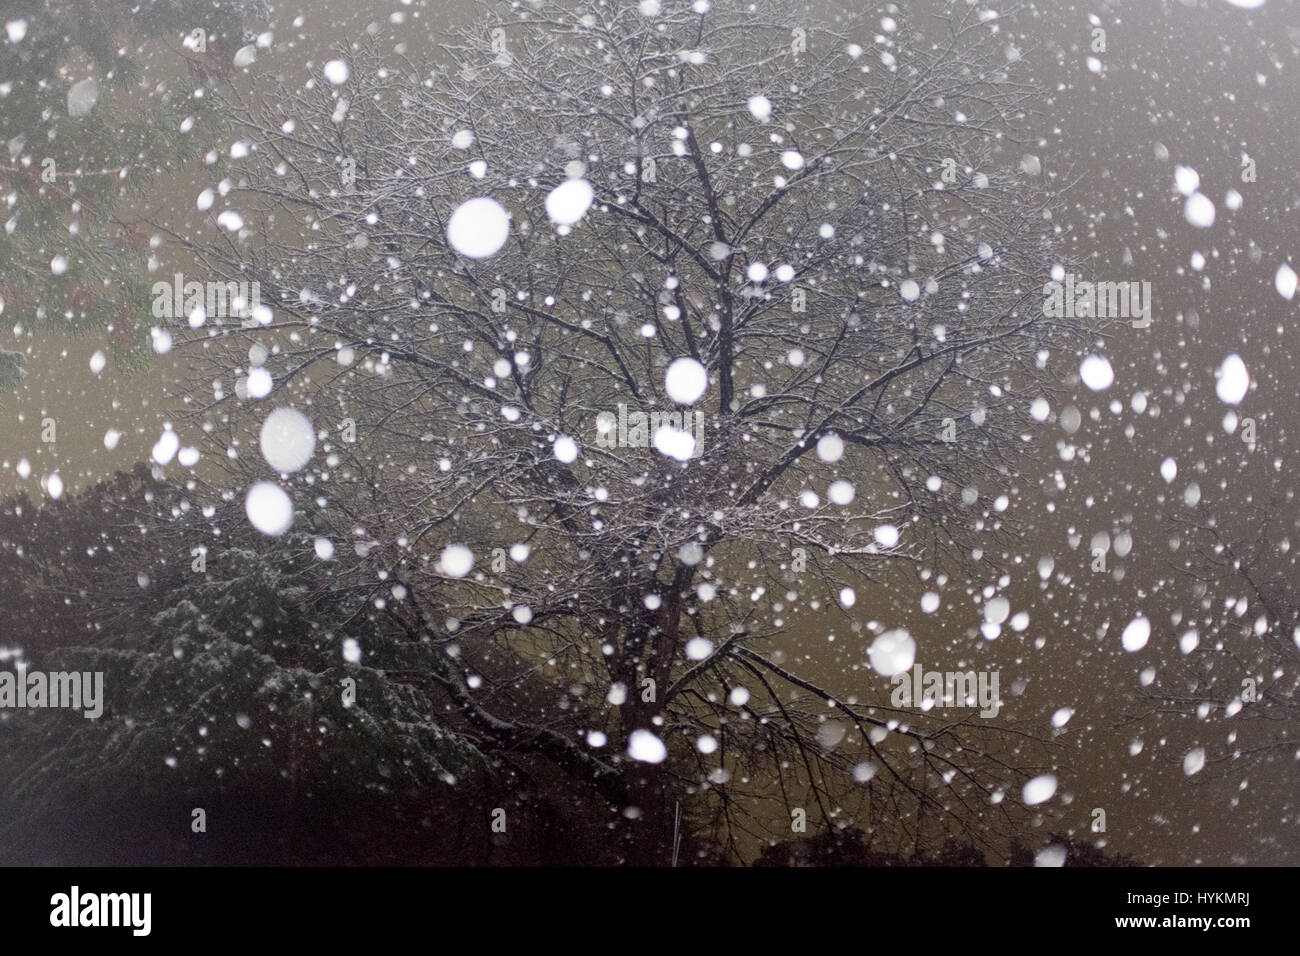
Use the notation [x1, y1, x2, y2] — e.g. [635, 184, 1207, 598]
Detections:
[167, 0, 1087, 863]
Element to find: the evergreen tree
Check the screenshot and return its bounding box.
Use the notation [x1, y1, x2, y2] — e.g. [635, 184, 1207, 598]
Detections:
[0, 468, 594, 865]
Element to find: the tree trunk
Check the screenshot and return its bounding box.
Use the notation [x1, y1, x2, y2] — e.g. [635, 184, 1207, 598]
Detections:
[620, 762, 674, 867]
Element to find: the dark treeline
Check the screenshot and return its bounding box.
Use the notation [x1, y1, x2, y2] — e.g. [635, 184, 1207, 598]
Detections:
[0, 465, 614, 865]
[0, 468, 1134, 867]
